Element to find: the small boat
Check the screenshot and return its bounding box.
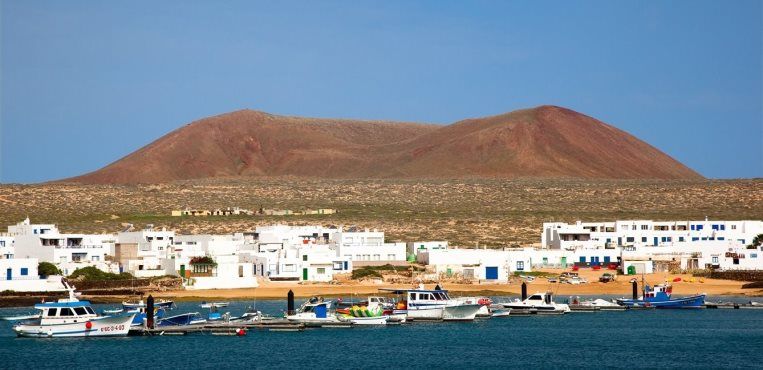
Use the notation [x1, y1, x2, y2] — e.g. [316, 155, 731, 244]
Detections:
[453, 297, 493, 317]
[1, 313, 40, 321]
[12, 280, 135, 337]
[616, 283, 705, 309]
[123, 299, 175, 310]
[155, 312, 206, 327]
[490, 309, 512, 317]
[501, 292, 571, 314]
[338, 315, 389, 325]
[199, 301, 230, 309]
[286, 298, 340, 324]
[102, 308, 124, 315]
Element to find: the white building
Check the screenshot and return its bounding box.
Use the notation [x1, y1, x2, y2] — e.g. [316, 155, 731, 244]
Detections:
[418, 248, 532, 282]
[333, 229, 406, 264]
[0, 258, 68, 292]
[407, 241, 448, 257]
[115, 228, 176, 277]
[9, 218, 117, 275]
[542, 219, 763, 250]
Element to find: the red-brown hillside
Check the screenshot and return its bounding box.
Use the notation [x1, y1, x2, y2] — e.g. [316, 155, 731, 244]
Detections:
[63, 106, 702, 184]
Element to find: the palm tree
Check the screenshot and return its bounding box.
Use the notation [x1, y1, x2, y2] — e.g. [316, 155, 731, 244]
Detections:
[749, 234, 763, 249]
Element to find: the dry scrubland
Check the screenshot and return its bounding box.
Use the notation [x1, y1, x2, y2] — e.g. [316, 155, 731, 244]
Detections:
[1, 178, 761, 246]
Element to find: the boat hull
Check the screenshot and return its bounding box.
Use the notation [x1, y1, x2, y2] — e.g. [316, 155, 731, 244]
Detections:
[443, 304, 481, 321]
[339, 315, 388, 325]
[405, 306, 444, 320]
[617, 294, 705, 309]
[13, 314, 135, 338]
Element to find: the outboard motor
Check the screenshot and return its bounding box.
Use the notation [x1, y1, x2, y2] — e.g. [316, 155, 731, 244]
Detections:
[545, 293, 552, 304]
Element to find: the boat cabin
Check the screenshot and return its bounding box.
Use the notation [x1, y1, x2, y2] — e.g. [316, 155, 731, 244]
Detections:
[34, 302, 98, 325]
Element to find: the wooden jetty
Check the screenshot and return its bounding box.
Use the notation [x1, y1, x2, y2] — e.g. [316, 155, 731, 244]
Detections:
[129, 320, 308, 336]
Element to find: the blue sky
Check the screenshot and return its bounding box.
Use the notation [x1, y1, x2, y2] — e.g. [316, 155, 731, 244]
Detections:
[1, 0, 761, 182]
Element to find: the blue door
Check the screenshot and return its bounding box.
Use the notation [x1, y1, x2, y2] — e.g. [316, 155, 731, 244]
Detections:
[604, 256, 611, 263]
[653, 237, 659, 246]
[485, 266, 498, 280]
[6, 268, 11, 281]
[343, 261, 348, 270]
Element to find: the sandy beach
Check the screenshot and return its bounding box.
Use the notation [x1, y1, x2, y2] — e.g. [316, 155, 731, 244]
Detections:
[134, 270, 759, 302]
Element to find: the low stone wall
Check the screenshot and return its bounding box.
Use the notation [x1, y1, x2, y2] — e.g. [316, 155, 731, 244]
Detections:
[694, 270, 763, 282]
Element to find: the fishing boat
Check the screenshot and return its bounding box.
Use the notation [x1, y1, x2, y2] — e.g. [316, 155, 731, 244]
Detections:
[285, 297, 340, 324]
[380, 285, 482, 321]
[501, 292, 571, 314]
[616, 283, 705, 309]
[11, 281, 135, 337]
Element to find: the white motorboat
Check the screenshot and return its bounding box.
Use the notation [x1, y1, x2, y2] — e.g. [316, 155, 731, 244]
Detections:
[286, 298, 340, 324]
[12, 281, 135, 337]
[199, 301, 230, 309]
[501, 292, 570, 314]
[454, 297, 493, 317]
[380, 285, 482, 321]
[337, 315, 389, 325]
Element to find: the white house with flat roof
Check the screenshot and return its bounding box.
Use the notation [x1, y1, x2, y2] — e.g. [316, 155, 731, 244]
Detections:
[407, 241, 448, 257]
[333, 229, 406, 264]
[418, 248, 532, 282]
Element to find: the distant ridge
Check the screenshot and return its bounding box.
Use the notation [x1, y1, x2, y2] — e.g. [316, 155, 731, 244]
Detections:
[63, 105, 702, 184]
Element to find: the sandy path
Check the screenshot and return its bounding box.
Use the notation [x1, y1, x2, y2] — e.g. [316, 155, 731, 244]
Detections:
[141, 272, 758, 301]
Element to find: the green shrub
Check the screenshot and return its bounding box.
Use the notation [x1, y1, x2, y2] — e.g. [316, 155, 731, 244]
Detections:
[351, 268, 383, 280]
[69, 266, 133, 281]
[38, 262, 62, 277]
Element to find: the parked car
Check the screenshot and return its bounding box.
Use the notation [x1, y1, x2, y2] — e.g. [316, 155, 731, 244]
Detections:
[559, 272, 579, 282]
[566, 276, 588, 285]
[519, 275, 535, 282]
[547, 276, 559, 283]
[599, 273, 616, 283]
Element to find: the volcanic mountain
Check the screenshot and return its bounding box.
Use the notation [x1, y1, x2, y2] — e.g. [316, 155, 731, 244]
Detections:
[64, 105, 702, 184]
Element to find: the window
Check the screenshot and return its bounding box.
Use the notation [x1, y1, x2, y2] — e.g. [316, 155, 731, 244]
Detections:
[692, 237, 699, 241]
[46, 308, 58, 317]
[641, 237, 647, 242]
[302, 255, 308, 261]
[317, 268, 326, 274]
[528, 295, 542, 301]
[679, 237, 685, 242]
[373, 254, 380, 261]
[731, 225, 737, 230]
[751, 254, 758, 258]
[92, 256, 100, 262]
[579, 256, 586, 263]
[387, 254, 395, 260]
[60, 308, 74, 316]
[74, 307, 87, 315]
[626, 237, 635, 243]
[720, 225, 726, 231]
[85, 307, 95, 315]
[641, 225, 649, 230]
[20, 268, 28, 276]
[283, 264, 296, 272]
[333, 262, 343, 270]
[697, 225, 703, 230]
[516, 261, 525, 270]
[718, 237, 724, 241]
[712, 256, 719, 264]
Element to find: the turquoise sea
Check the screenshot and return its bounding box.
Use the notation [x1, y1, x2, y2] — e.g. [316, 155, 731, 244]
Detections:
[1, 296, 762, 369]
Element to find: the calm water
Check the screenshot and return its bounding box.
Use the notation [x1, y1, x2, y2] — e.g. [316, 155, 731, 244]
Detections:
[1, 296, 762, 369]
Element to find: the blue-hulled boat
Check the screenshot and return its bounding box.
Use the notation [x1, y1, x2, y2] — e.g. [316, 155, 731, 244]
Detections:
[616, 283, 705, 308]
